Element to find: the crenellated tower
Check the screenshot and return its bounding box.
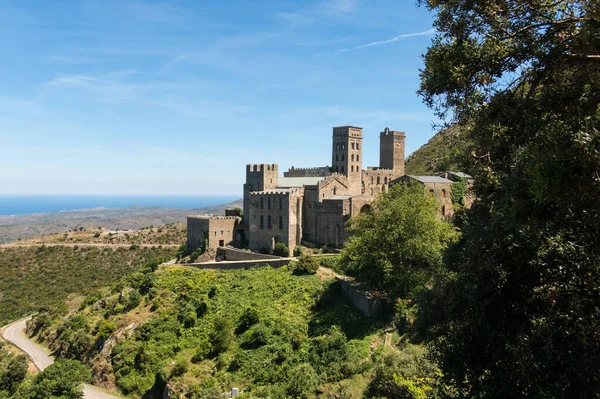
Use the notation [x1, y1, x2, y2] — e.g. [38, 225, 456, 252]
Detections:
[243, 164, 278, 224]
[331, 126, 363, 195]
[379, 127, 406, 179]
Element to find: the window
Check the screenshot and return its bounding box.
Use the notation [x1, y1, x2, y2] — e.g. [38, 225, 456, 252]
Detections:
[341, 154, 345, 162]
[260, 197, 264, 209]
[279, 216, 283, 229]
[336, 154, 339, 162]
[384, 177, 388, 184]
[260, 215, 264, 228]
[333, 187, 337, 195]
[341, 166, 345, 173]
[441, 206, 446, 216]
[342, 143, 346, 150]
[357, 155, 360, 162]
[336, 143, 340, 150]
[351, 142, 355, 150]
[268, 197, 272, 209]
[279, 197, 283, 210]
[377, 176, 380, 184]
[351, 166, 354, 172]
[351, 154, 354, 161]
[221, 230, 224, 235]
[357, 144, 360, 150]
[371, 176, 374, 184]
[268, 215, 272, 228]
[442, 189, 446, 198]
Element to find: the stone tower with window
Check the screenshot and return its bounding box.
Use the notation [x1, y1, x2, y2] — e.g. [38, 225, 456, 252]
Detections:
[331, 126, 363, 195]
[243, 164, 278, 224]
[379, 127, 406, 179]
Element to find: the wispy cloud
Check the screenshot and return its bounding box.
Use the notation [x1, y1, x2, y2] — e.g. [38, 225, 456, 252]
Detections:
[337, 28, 435, 53]
[326, 0, 359, 14]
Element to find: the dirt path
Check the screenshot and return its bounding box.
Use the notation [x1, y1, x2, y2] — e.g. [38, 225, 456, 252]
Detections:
[0, 243, 180, 249]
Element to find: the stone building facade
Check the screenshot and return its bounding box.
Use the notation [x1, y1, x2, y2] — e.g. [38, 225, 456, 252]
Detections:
[187, 125, 465, 254]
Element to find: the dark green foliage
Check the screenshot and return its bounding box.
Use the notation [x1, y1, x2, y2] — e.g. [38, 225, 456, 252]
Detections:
[292, 246, 303, 257]
[272, 243, 290, 257]
[418, 1, 600, 396]
[28, 359, 90, 399]
[405, 124, 469, 175]
[0, 355, 27, 395]
[171, 359, 188, 377]
[292, 255, 319, 275]
[237, 307, 260, 334]
[340, 182, 458, 299]
[210, 317, 234, 355]
[0, 247, 176, 325]
[450, 179, 467, 207]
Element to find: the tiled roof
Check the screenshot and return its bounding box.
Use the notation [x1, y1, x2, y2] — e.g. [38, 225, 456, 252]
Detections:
[408, 175, 454, 184]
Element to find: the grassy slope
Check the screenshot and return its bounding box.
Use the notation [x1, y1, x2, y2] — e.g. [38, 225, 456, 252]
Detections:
[0, 246, 176, 325]
[35, 266, 385, 398]
[404, 124, 469, 175]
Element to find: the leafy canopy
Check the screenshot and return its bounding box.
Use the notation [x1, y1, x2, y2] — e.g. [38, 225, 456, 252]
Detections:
[340, 182, 458, 299]
[418, 1, 600, 397]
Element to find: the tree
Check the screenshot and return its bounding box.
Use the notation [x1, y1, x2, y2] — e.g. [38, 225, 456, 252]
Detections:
[418, 1, 600, 397]
[0, 355, 28, 395]
[28, 359, 90, 399]
[340, 182, 458, 299]
[273, 242, 290, 257]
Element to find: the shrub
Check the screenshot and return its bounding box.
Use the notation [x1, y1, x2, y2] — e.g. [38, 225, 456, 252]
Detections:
[273, 243, 290, 257]
[192, 337, 213, 363]
[171, 359, 188, 377]
[287, 363, 318, 398]
[237, 307, 260, 334]
[97, 320, 116, 339]
[293, 246, 304, 257]
[293, 255, 319, 275]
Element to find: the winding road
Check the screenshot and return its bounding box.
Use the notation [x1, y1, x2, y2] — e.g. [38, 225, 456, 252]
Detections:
[1, 317, 121, 399]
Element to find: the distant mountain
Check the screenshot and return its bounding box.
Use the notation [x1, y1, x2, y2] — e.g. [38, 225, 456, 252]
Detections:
[405, 124, 469, 175]
[0, 199, 243, 243]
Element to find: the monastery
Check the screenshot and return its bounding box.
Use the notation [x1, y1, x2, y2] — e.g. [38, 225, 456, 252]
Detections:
[187, 126, 461, 254]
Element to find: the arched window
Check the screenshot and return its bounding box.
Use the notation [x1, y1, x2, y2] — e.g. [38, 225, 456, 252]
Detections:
[357, 155, 360, 162]
[351, 154, 354, 161]
[341, 166, 345, 173]
[341, 154, 345, 162]
[333, 187, 337, 195]
[371, 176, 374, 184]
[442, 189, 446, 198]
[336, 154, 339, 161]
[351, 166, 354, 172]
[384, 177, 388, 184]
[377, 176, 380, 184]
[441, 206, 446, 216]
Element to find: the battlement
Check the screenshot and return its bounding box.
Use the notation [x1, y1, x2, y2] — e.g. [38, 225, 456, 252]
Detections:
[380, 127, 406, 137]
[249, 188, 299, 196]
[246, 163, 278, 173]
[188, 215, 242, 221]
[318, 172, 348, 187]
[284, 165, 332, 177]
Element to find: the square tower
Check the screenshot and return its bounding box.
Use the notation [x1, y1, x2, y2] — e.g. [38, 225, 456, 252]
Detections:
[243, 164, 278, 224]
[331, 126, 363, 195]
[380, 127, 406, 179]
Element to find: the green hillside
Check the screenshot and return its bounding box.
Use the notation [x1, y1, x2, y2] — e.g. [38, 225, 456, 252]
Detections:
[404, 124, 469, 175]
[0, 245, 176, 325]
[29, 265, 439, 399]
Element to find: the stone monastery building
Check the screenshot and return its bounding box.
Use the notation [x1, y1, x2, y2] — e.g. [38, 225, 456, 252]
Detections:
[187, 126, 456, 254]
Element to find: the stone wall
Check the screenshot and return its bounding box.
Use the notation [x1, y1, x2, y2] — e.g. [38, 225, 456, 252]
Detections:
[186, 216, 240, 252]
[188, 258, 293, 270]
[379, 128, 406, 179]
[339, 278, 382, 318]
[316, 197, 350, 247]
[362, 167, 393, 197]
[216, 247, 282, 262]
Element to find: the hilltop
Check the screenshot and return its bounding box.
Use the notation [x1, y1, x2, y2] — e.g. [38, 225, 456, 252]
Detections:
[404, 124, 469, 175]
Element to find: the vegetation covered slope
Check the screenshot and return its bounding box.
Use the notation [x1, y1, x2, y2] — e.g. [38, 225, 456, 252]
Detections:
[28, 265, 438, 399]
[14, 223, 186, 247]
[404, 124, 469, 175]
[0, 246, 176, 325]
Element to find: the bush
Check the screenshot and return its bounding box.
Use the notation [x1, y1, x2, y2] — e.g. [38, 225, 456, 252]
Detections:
[293, 255, 319, 275]
[171, 359, 188, 377]
[293, 246, 304, 257]
[287, 363, 318, 398]
[237, 307, 260, 334]
[273, 243, 290, 257]
[97, 320, 116, 339]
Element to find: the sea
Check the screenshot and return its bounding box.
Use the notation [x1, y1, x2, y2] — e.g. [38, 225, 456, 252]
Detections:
[0, 195, 240, 216]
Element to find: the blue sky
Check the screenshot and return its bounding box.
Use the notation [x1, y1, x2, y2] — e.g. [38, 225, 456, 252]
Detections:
[0, 0, 438, 196]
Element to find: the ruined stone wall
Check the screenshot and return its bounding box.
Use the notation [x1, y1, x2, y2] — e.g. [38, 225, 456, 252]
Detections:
[187, 217, 209, 252]
[362, 168, 393, 198]
[284, 166, 332, 177]
[339, 278, 382, 318]
[216, 247, 281, 261]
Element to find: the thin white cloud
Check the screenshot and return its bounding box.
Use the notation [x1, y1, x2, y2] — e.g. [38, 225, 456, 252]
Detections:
[337, 28, 436, 53]
[326, 0, 359, 14]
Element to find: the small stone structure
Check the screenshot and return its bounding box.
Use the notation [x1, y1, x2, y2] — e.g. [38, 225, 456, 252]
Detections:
[186, 215, 242, 253]
[338, 277, 383, 318]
